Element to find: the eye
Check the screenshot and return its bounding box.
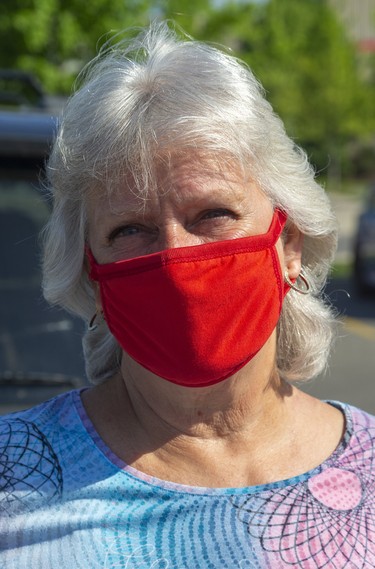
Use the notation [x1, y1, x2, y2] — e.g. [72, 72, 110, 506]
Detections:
[108, 224, 143, 241]
[200, 208, 237, 221]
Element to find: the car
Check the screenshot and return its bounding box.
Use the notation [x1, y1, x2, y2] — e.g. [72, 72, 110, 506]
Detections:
[0, 70, 86, 414]
[353, 183, 375, 295]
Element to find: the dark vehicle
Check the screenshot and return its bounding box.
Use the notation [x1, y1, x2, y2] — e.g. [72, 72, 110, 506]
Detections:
[0, 71, 86, 414]
[353, 184, 375, 295]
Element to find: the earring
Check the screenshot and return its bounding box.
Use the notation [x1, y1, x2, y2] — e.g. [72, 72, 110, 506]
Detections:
[284, 269, 310, 295]
[88, 311, 102, 331]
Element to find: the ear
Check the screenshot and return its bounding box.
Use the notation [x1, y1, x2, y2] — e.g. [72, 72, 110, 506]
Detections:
[283, 223, 304, 279]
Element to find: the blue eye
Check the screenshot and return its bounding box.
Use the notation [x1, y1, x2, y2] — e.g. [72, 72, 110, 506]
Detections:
[108, 225, 141, 241]
[122, 226, 140, 236]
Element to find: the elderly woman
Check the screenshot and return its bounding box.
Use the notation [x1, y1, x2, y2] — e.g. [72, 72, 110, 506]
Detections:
[1, 22, 374, 568]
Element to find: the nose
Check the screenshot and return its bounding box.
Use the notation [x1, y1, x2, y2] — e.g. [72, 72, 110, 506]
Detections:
[159, 223, 201, 251]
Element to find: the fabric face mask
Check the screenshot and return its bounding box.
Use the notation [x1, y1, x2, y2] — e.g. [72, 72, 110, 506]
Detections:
[88, 209, 289, 388]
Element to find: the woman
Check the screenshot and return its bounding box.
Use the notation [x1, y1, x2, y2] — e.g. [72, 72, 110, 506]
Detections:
[1, 22, 374, 568]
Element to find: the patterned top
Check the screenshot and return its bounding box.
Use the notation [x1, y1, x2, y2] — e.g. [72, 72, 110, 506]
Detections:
[0, 389, 375, 568]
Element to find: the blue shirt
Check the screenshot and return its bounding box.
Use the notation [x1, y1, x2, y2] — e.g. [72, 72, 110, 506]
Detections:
[1, 390, 375, 568]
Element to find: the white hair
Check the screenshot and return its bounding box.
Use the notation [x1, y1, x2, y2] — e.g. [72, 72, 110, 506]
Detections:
[42, 21, 338, 384]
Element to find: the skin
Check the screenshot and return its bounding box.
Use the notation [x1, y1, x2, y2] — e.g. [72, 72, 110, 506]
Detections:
[83, 151, 344, 488]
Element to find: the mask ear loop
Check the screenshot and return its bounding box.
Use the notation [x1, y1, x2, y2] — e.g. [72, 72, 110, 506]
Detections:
[284, 270, 310, 294]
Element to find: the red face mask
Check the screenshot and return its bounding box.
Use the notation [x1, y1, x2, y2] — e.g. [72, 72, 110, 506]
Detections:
[88, 209, 289, 387]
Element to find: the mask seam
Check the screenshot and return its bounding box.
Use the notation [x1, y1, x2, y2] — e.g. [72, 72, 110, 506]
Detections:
[92, 243, 279, 280]
[270, 246, 284, 309]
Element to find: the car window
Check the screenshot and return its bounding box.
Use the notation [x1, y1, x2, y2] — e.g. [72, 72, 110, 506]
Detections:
[0, 167, 86, 413]
[0, 172, 48, 285]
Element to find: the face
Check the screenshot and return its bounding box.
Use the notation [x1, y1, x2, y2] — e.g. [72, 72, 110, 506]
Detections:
[87, 150, 303, 387]
[87, 152, 280, 265]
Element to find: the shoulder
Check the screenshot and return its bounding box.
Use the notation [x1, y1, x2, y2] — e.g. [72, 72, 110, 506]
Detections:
[0, 390, 87, 464]
[344, 402, 375, 433]
[333, 402, 375, 475]
[0, 387, 80, 433]
[327, 400, 375, 436]
[0, 391, 82, 514]
[0, 389, 79, 435]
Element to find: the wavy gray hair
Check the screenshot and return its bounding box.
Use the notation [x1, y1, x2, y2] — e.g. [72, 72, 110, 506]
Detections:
[42, 21, 338, 384]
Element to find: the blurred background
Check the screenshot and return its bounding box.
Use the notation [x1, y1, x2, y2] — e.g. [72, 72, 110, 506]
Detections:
[0, 0, 374, 413]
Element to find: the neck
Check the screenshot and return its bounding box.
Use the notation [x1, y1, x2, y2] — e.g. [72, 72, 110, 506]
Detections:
[118, 348, 291, 442]
[100, 335, 298, 473]
[82, 336, 344, 488]
[88, 350, 302, 487]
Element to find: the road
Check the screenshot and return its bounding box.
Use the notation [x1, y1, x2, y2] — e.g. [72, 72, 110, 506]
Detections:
[301, 276, 375, 414]
[301, 192, 375, 415]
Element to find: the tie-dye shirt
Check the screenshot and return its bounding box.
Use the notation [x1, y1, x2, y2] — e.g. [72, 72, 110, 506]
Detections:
[1, 389, 375, 568]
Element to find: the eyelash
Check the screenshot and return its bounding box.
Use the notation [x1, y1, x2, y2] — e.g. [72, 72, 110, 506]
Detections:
[200, 208, 235, 220]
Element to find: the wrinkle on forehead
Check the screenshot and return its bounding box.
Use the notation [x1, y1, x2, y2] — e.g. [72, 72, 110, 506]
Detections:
[86, 148, 256, 219]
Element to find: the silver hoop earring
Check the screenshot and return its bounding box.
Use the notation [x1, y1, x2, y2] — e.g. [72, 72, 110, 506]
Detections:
[88, 312, 99, 331]
[284, 270, 310, 295]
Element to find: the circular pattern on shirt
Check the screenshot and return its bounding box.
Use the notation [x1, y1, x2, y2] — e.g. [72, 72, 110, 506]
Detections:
[0, 418, 63, 515]
[308, 467, 362, 510]
[231, 408, 375, 568]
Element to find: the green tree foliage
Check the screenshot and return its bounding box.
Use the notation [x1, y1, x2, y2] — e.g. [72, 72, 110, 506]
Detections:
[0, 0, 151, 92]
[181, 0, 375, 176]
[1, 0, 373, 177]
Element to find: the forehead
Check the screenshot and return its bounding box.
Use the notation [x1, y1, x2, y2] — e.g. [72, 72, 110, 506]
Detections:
[87, 150, 264, 213]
